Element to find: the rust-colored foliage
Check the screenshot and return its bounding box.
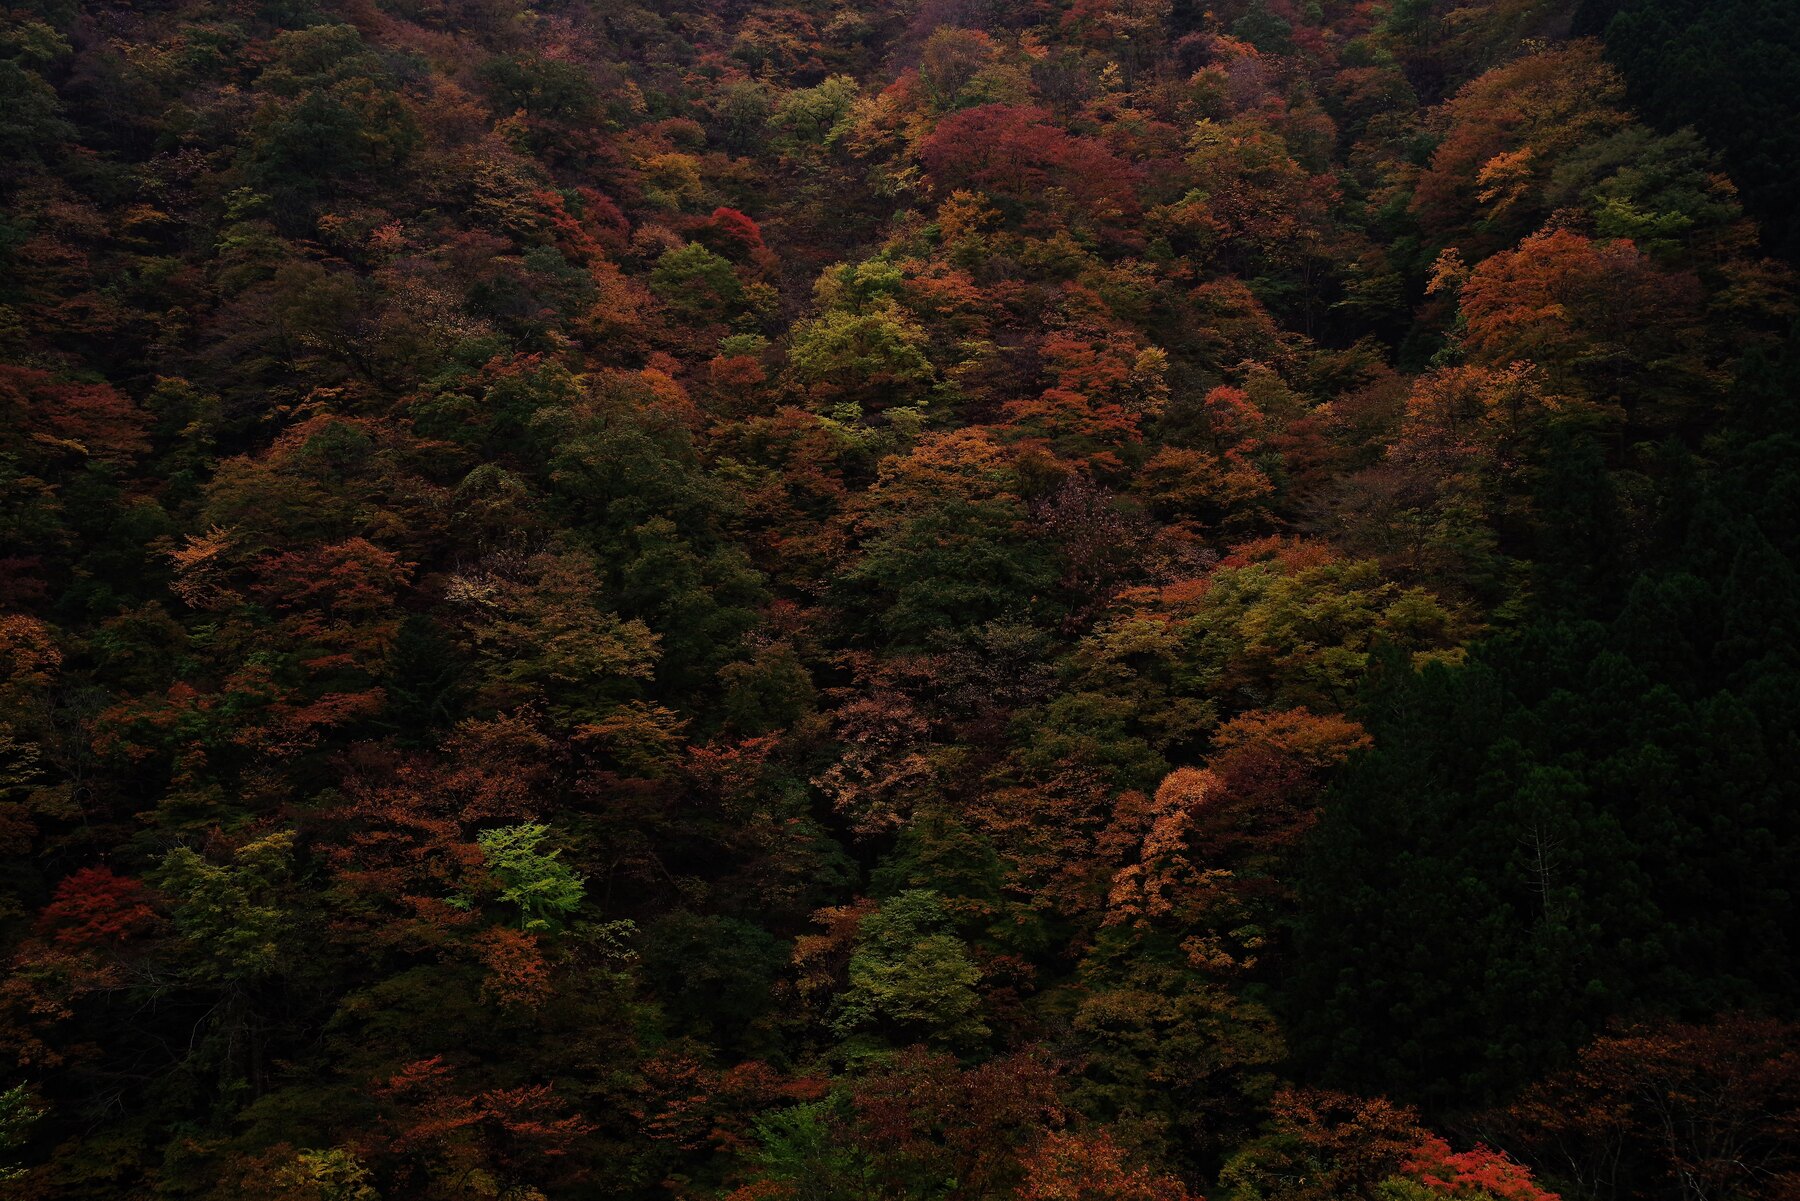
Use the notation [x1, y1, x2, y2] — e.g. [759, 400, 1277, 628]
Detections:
[1503, 1015, 1800, 1201]
[35, 867, 160, 947]
[1, 0, 1793, 1195]
[1018, 1129, 1198, 1201]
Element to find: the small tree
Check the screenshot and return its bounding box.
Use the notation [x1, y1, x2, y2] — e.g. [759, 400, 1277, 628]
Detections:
[650, 243, 745, 321]
[0, 1084, 43, 1183]
[470, 823, 586, 933]
[833, 890, 988, 1047]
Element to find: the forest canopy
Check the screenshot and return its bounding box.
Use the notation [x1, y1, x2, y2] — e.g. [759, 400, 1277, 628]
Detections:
[1, 0, 1798, 1198]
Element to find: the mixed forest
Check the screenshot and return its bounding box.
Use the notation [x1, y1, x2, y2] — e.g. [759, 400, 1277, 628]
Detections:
[2, 0, 1800, 1197]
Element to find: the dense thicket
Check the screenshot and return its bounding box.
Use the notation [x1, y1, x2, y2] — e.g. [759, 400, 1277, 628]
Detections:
[1, 0, 1796, 1198]
[1290, 338, 1800, 1105]
[1576, 0, 1800, 259]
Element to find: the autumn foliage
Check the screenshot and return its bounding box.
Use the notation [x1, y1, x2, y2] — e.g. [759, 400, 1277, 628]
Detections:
[0, 0, 1796, 1197]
